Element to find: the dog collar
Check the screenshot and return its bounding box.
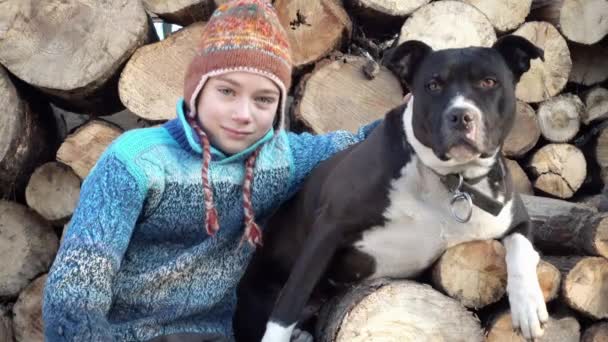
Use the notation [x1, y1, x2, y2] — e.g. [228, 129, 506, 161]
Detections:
[441, 173, 505, 223]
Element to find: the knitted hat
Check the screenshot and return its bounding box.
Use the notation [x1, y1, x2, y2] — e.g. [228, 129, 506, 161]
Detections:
[183, 0, 292, 248]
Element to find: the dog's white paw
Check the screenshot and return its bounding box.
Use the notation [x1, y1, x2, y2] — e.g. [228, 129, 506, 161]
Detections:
[507, 275, 549, 340]
[290, 328, 313, 342]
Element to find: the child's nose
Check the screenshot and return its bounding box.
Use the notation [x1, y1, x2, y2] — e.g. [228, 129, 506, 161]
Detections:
[232, 99, 253, 123]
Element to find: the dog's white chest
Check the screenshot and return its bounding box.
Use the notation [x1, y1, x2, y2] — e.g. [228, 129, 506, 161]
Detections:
[354, 158, 513, 279]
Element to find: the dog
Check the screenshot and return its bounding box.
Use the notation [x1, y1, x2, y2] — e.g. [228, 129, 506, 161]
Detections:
[234, 35, 547, 342]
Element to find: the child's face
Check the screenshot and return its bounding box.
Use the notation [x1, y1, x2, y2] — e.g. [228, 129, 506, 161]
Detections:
[196, 71, 280, 155]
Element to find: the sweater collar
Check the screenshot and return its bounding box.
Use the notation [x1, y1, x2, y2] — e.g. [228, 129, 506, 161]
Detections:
[165, 98, 274, 163]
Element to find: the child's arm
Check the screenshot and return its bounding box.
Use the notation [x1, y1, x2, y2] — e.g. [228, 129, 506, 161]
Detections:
[285, 119, 381, 195]
[43, 147, 146, 341]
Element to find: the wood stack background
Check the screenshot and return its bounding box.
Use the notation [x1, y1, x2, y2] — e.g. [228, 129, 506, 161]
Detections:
[1, 0, 608, 340]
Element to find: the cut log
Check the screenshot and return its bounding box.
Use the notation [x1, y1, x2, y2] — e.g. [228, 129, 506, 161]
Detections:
[432, 240, 507, 309]
[349, 0, 430, 17]
[533, 207, 608, 258]
[530, 0, 608, 45]
[431, 241, 560, 309]
[486, 310, 580, 342]
[119, 22, 207, 121]
[25, 162, 81, 225]
[142, 0, 215, 26]
[581, 87, 608, 125]
[569, 42, 608, 86]
[294, 55, 403, 134]
[274, 0, 352, 68]
[0, 305, 13, 342]
[398, 1, 496, 49]
[12, 274, 46, 342]
[521, 194, 597, 220]
[505, 159, 534, 196]
[595, 126, 608, 187]
[316, 279, 484, 342]
[527, 143, 586, 199]
[537, 93, 583, 143]
[461, 0, 532, 32]
[56, 120, 123, 180]
[503, 101, 540, 158]
[545, 256, 608, 319]
[0, 67, 59, 200]
[0, 201, 58, 298]
[582, 321, 608, 342]
[0, 0, 152, 114]
[512, 22, 572, 103]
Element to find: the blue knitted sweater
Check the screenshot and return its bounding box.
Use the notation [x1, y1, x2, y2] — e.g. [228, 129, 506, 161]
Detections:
[43, 99, 379, 341]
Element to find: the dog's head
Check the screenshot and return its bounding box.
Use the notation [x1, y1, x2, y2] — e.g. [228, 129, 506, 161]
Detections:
[383, 36, 543, 174]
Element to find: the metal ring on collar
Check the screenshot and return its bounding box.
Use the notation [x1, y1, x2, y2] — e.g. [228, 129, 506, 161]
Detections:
[450, 191, 473, 223]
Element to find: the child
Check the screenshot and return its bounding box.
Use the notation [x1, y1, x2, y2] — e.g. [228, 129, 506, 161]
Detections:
[42, 0, 381, 341]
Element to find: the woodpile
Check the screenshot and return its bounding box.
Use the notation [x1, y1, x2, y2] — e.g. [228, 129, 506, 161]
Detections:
[1, 0, 607, 340]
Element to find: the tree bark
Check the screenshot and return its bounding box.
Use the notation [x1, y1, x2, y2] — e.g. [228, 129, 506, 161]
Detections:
[293, 55, 403, 134]
[398, 1, 496, 50]
[582, 321, 608, 342]
[119, 22, 207, 121]
[0, 201, 58, 298]
[143, 0, 216, 26]
[315, 279, 484, 342]
[512, 21, 572, 103]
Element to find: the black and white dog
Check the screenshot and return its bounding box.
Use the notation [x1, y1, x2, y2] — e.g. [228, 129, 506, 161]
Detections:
[234, 35, 547, 342]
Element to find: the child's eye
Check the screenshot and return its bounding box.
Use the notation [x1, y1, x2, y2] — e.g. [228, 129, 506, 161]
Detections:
[218, 88, 235, 96]
[256, 96, 276, 104]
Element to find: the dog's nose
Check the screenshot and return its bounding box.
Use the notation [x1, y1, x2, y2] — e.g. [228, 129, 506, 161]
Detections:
[446, 109, 475, 130]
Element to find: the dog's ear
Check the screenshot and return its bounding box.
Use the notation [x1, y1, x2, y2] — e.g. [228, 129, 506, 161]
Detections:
[381, 40, 433, 87]
[492, 35, 544, 82]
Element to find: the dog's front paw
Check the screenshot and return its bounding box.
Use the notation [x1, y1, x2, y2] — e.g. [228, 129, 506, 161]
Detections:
[507, 275, 549, 340]
[290, 328, 313, 342]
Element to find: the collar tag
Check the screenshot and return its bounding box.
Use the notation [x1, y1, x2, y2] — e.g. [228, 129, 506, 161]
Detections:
[448, 174, 473, 223]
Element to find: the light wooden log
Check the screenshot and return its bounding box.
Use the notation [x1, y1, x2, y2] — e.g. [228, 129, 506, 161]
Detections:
[582, 87, 608, 125]
[521, 194, 597, 220]
[12, 274, 46, 342]
[316, 279, 484, 342]
[0, 66, 58, 200]
[460, 0, 532, 32]
[293, 55, 403, 134]
[398, 1, 496, 49]
[582, 321, 608, 342]
[56, 120, 123, 180]
[0, 305, 13, 342]
[142, 0, 215, 26]
[530, 0, 608, 45]
[505, 159, 534, 196]
[569, 42, 608, 86]
[25, 162, 81, 225]
[119, 22, 206, 121]
[0, 0, 153, 114]
[349, 0, 429, 17]
[0, 201, 58, 298]
[431, 241, 560, 309]
[527, 143, 586, 199]
[537, 93, 583, 143]
[545, 256, 608, 319]
[486, 310, 580, 342]
[274, 0, 352, 68]
[513, 21, 572, 103]
[503, 101, 540, 158]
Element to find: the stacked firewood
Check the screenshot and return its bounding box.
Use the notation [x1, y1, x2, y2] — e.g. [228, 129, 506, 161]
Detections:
[1, 0, 608, 340]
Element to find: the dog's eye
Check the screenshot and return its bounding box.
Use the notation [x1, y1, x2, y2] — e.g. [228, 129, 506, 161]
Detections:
[426, 80, 442, 92]
[479, 78, 498, 88]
